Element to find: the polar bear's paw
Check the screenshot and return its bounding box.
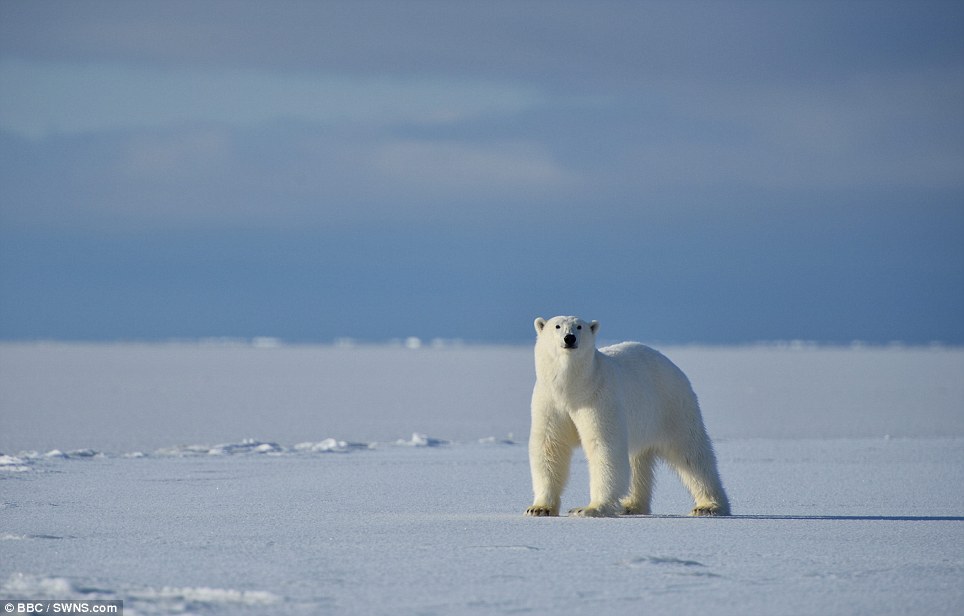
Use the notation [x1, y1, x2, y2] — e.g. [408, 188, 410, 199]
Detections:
[568, 505, 618, 518]
[525, 506, 558, 517]
[690, 505, 728, 517]
[621, 505, 651, 515]
[620, 498, 651, 515]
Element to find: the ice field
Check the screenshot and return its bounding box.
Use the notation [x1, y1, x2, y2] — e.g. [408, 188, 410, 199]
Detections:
[1, 342, 963, 615]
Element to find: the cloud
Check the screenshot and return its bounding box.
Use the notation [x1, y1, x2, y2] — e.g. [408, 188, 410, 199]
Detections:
[371, 140, 576, 198]
[0, 124, 584, 232]
[1, 2, 962, 227]
[119, 128, 234, 181]
[0, 58, 546, 139]
[615, 68, 964, 194]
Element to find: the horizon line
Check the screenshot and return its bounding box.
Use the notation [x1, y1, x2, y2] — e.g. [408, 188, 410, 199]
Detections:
[1, 336, 960, 351]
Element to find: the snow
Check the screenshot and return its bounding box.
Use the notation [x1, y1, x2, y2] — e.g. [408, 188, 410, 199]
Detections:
[1, 342, 963, 615]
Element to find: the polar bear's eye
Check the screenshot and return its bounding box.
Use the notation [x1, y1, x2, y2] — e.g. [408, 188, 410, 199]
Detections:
[577, 325, 582, 330]
[555, 325, 561, 329]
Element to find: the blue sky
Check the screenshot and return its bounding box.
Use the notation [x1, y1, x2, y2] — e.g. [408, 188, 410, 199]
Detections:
[1, 0, 962, 344]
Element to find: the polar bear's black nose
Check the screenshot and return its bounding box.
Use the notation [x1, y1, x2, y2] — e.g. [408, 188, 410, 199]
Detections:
[564, 334, 577, 347]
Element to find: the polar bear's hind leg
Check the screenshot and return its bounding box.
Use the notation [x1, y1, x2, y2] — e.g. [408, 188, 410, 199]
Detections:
[620, 448, 657, 515]
[665, 447, 730, 517]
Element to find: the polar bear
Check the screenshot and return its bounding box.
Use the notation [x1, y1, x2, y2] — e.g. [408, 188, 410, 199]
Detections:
[525, 316, 730, 517]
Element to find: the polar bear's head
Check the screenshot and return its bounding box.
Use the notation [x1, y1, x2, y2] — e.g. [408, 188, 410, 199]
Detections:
[534, 316, 599, 352]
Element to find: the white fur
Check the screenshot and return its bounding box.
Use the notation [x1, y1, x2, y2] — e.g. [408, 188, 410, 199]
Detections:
[526, 316, 730, 517]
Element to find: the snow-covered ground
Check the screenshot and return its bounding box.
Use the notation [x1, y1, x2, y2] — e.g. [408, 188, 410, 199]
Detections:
[1, 342, 962, 615]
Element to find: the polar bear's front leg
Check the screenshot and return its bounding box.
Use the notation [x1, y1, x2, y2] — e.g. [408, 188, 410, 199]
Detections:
[526, 407, 578, 517]
[568, 410, 630, 517]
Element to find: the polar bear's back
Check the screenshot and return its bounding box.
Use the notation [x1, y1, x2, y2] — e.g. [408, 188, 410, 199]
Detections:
[599, 340, 663, 359]
[599, 341, 687, 383]
[598, 342, 701, 437]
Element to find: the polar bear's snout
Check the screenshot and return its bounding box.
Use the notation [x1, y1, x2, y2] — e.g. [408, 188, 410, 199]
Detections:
[563, 333, 578, 348]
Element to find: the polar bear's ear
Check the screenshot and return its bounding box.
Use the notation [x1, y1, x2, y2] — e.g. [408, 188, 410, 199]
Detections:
[590, 320, 600, 334]
[534, 317, 547, 333]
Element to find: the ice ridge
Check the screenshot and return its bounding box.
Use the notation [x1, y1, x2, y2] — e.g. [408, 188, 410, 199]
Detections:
[1, 433, 518, 472]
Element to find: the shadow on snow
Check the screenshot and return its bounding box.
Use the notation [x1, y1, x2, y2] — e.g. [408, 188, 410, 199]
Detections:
[634, 514, 964, 522]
